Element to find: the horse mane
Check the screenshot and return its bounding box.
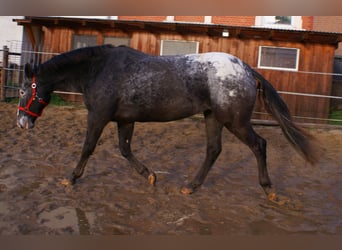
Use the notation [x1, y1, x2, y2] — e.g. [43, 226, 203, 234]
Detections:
[38, 44, 115, 75]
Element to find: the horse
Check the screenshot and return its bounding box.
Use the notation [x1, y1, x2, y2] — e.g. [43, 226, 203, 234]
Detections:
[17, 45, 317, 203]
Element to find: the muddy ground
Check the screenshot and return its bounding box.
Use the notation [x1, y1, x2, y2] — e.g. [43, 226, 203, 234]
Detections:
[0, 102, 341, 235]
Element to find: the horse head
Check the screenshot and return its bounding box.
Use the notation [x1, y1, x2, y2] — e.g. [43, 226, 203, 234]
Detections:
[17, 63, 50, 129]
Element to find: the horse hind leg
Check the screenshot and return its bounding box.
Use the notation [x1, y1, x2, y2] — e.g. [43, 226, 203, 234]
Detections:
[117, 122, 156, 186]
[225, 121, 278, 201]
[181, 110, 223, 194]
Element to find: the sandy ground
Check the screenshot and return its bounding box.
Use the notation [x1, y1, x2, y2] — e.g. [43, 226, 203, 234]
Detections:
[0, 102, 341, 235]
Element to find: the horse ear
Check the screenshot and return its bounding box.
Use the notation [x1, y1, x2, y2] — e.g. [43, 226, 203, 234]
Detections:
[24, 63, 34, 79]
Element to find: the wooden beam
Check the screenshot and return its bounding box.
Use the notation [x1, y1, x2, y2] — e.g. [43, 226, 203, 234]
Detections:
[301, 33, 309, 42]
[268, 30, 275, 40]
[1, 46, 9, 101]
[24, 25, 36, 49]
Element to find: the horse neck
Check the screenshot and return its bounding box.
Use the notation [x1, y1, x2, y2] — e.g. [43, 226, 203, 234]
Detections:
[38, 46, 111, 94]
[38, 62, 92, 94]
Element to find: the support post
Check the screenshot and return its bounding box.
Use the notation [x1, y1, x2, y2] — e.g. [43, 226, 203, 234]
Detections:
[1, 46, 9, 102]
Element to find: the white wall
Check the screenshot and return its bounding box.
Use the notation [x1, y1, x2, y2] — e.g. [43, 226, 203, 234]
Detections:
[0, 16, 23, 51]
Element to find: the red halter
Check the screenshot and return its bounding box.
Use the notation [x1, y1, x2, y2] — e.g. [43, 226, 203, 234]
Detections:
[18, 76, 49, 117]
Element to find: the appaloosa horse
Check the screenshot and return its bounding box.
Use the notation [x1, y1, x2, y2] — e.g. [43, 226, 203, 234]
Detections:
[17, 45, 317, 203]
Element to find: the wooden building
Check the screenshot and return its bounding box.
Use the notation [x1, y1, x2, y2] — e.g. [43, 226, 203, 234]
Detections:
[14, 16, 342, 123]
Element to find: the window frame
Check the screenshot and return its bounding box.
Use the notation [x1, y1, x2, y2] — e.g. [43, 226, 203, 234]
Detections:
[255, 16, 303, 30]
[71, 34, 97, 49]
[160, 39, 199, 56]
[103, 36, 131, 47]
[257, 46, 300, 71]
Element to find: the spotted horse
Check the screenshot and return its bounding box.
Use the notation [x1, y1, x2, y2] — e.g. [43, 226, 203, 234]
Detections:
[17, 45, 317, 204]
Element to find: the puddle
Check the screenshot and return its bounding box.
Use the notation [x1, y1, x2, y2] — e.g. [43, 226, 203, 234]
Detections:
[38, 206, 94, 234]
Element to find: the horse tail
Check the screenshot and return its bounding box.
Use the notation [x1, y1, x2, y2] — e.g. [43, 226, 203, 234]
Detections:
[251, 68, 318, 164]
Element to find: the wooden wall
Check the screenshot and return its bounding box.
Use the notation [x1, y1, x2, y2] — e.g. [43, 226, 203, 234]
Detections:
[41, 26, 335, 123]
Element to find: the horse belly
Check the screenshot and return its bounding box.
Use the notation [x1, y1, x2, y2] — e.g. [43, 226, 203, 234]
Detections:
[114, 95, 206, 122]
[146, 101, 205, 122]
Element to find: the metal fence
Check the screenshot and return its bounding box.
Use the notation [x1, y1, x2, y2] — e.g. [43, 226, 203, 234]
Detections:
[1, 41, 342, 125]
[0, 42, 22, 100]
[0, 41, 59, 101]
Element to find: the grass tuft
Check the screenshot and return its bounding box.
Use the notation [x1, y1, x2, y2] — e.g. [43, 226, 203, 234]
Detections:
[329, 110, 342, 125]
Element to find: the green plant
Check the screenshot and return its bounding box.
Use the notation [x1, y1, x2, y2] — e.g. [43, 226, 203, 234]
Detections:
[49, 93, 70, 106]
[329, 110, 342, 125]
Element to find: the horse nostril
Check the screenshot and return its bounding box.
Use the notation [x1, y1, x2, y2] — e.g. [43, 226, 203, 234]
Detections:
[17, 116, 29, 129]
[17, 120, 25, 129]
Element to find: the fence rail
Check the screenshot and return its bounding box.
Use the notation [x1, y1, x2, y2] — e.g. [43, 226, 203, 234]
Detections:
[1, 44, 342, 126]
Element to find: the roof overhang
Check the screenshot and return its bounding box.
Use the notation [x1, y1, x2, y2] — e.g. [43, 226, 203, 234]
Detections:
[14, 16, 342, 47]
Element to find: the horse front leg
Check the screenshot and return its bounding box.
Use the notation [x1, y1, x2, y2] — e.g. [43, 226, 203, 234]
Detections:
[117, 122, 156, 186]
[71, 112, 107, 184]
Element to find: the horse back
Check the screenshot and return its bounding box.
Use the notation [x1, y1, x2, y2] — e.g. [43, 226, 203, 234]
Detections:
[97, 48, 256, 122]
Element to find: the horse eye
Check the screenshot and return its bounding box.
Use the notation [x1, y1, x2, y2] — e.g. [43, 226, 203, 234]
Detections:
[19, 89, 25, 97]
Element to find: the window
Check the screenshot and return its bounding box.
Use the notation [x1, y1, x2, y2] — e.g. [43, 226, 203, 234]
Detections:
[160, 40, 199, 56]
[165, 16, 174, 22]
[255, 16, 303, 30]
[72, 35, 97, 49]
[258, 46, 300, 71]
[204, 16, 212, 24]
[103, 37, 131, 46]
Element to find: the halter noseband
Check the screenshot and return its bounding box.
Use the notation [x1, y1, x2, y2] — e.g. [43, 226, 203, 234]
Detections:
[18, 76, 49, 118]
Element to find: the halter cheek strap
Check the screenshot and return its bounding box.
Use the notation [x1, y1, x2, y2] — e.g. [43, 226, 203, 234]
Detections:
[18, 76, 49, 117]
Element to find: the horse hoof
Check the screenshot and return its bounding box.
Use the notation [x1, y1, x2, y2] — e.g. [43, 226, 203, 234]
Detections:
[267, 192, 277, 201]
[148, 172, 156, 186]
[60, 178, 72, 187]
[267, 192, 289, 206]
[180, 186, 194, 195]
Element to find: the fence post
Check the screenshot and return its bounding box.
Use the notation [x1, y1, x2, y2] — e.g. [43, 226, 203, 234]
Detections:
[1, 45, 9, 102]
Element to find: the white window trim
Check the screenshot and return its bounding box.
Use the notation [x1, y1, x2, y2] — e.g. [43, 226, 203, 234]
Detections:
[255, 16, 303, 30]
[204, 16, 212, 24]
[165, 16, 174, 22]
[160, 39, 199, 56]
[258, 46, 300, 71]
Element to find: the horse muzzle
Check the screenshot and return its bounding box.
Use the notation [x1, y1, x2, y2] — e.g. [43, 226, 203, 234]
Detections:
[17, 115, 35, 129]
